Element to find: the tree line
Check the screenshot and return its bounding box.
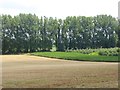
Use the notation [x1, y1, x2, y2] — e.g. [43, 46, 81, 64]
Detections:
[1, 14, 119, 54]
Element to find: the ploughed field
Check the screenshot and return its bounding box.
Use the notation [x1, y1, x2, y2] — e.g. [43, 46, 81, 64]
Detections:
[1, 55, 118, 88]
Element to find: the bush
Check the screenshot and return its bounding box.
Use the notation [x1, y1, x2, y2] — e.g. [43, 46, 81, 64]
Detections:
[67, 47, 119, 56]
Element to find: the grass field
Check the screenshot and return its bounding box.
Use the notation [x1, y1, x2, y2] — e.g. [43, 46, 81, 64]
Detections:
[31, 52, 118, 62]
[2, 55, 118, 88]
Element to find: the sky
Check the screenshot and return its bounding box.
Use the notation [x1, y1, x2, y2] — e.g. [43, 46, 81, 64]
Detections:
[0, 0, 119, 19]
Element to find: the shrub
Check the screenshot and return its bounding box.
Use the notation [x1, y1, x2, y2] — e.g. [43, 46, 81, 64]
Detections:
[67, 47, 119, 56]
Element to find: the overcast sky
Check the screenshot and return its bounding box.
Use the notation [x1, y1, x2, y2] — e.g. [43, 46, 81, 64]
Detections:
[0, 0, 119, 19]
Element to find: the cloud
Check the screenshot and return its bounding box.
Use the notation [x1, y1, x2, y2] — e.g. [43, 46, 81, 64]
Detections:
[0, 0, 119, 18]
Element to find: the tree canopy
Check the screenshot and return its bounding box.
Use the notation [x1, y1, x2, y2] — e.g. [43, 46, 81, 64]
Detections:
[1, 14, 119, 54]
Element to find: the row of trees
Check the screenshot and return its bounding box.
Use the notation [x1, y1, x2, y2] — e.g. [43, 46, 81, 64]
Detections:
[1, 14, 119, 54]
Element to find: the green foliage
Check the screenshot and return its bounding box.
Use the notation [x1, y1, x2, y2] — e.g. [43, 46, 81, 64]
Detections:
[89, 52, 99, 56]
[67, 48, 97, 54]
[117, 20, 120, 47]
[98, 48, 119, 56]
[67, 48, 119, 56]
[1, 14, 119, 54]
[31, 52, 118, 62]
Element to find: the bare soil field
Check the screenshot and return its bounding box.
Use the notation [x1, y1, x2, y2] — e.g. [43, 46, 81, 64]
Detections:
[1, 55, 118, 88]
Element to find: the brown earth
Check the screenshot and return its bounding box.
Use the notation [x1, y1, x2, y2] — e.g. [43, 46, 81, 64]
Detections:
[1, 55, 118, 88]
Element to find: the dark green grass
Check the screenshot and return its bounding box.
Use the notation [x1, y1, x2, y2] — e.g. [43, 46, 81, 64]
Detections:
[31, 52, 119, 62]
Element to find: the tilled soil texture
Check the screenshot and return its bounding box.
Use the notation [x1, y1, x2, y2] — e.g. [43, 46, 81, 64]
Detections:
[1, 55, 118, 88]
